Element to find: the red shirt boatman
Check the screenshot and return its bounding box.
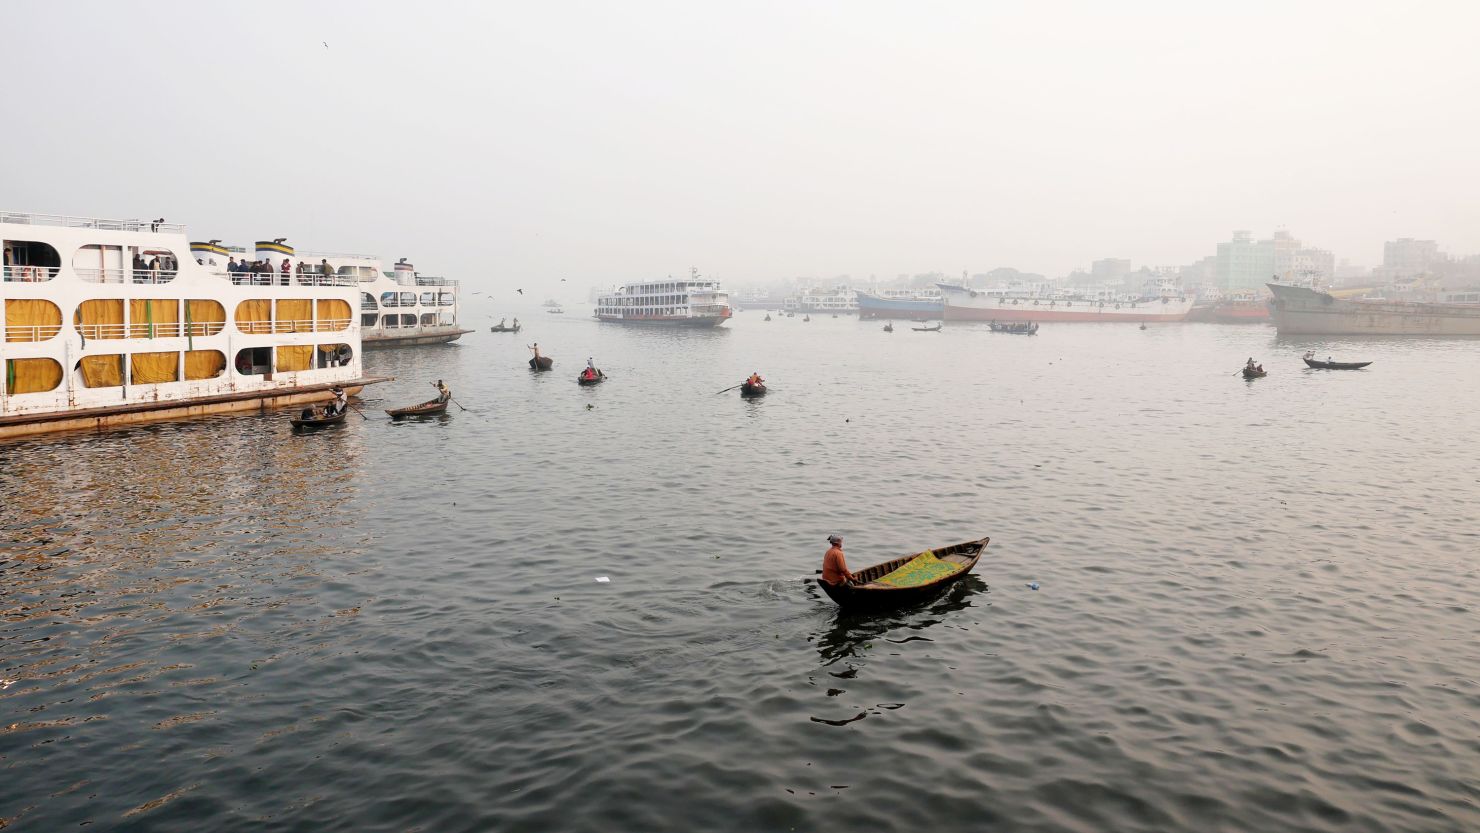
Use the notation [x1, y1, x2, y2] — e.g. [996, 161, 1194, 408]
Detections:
[821, 535, 854, 585]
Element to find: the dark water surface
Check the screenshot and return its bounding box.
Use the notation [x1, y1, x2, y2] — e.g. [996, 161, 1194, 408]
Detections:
[4, 312, 1480, 832]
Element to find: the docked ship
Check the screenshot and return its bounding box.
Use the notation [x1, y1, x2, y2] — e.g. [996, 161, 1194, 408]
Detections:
[782, 287, 858, 314]
[1188, 290, 1271, 323]
[855, 288, 943, 320]
[327, 255, 469, 347]
[938, 277, 1193, 323]
[594, 269, 731, 326]
[1, 211, 387, 439]
[1267, 282, 1480, 335]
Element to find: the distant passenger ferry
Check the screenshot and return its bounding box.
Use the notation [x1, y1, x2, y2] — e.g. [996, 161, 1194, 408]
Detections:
[595, 268, 731, 326]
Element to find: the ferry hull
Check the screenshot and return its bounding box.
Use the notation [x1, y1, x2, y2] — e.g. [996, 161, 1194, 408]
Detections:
[595, 314, 730, 327]
[939, 285, 1192, 322]
[0, 377, 388, 440]
[363, 328, 473, 347]
[1210, 301, 1270, 323]
[1268, 283, 1480, 335]
[855, 293, 943, 320]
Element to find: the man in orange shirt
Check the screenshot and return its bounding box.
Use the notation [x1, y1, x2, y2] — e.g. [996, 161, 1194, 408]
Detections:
[821, 535, 854, 585]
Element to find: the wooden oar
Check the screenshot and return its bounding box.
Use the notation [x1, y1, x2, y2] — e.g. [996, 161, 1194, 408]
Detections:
[349, 403, 368, 421]
[715, 383, 745, 395]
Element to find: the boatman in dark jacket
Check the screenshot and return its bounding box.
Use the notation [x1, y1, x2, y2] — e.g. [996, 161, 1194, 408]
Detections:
[821, 535, 854, 585]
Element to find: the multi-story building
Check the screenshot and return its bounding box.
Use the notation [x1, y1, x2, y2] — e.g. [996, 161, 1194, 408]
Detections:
[1378, 238, 1442, 280]
[1214, 230, 1332, 291]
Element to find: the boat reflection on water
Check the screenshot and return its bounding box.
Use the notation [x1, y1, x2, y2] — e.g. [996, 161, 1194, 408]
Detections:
[809, 573, 988, 666]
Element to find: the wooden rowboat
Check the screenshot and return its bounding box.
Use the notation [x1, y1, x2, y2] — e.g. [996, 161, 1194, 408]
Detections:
[529, 356, 554, 371]
[290, 408, 347, 429]
[912, 324, 942, 332]
[385, 400, 448, 418]
[1242, 367, 1266, 378]
[1303, 358, 1372, 370]
[818, 536, 989, 611]
[577, 369, 606, 386]
[489, 324, 521, 333]
[740, 381, 767, 397]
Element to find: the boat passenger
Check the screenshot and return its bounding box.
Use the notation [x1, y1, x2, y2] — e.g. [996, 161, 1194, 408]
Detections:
[747, 372, 764, 386]
[821, 535, 854, 585]
[511, 317, 519, 329]
[281, 258, 292, 285]
[1245, 357, 1257, 371]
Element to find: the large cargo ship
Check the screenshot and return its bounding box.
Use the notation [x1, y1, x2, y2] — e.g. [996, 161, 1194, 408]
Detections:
[938, 279, 1193, 323]
[1267, 282, 1480, 335]
[1, 211, 386, 439]
[595, 268, 731, 326]
[855, 289, 943, 320]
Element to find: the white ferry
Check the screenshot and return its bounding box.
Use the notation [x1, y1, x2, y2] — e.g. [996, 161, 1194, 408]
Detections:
[595, 268, 731, 326]
[329, 255, 470, 347]
[782, 286, 859, 314]
[1, 211, 387, 439]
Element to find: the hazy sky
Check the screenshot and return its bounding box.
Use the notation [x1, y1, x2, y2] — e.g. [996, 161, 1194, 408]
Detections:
[5, 1, 1478, 288]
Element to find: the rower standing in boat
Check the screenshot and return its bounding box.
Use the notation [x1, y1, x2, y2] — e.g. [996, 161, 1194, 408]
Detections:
[325, 384, 347, 416]
[821, 535, 854, 586]
[581, 358, 599, 382]
[435, 380, 451, 404]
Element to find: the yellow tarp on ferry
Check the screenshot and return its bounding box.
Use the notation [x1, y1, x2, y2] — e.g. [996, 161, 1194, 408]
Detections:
[277, 299, 313, 333]
[80, 355, 124, 388]
[131, 351, 179, 384]
[6, 358, 62, 394]
[5, 299, 61, 342]
[276, 345, 313, 372]
[129, 299, 179, 339]
[184, 350, 225, 380]
[317, 299, 351, 330]
[75, 299, 125, 340]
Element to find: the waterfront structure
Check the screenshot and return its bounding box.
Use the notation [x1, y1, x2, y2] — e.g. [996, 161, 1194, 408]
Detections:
[1215, 230, 1332, 292]
[1267, 282, 1480, 335]
[854, 288, 943, 320]
[939, 277, 1192, 322]
[1375, 238, 1443, 281]
[1, 211, 385, 439]
[595, 268, 731, 326]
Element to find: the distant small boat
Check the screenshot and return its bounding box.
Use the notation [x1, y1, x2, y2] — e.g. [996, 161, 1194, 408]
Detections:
[577, 369, 606, 386]
[546, 307, 565, 314]
[1242, 367, 1266, 379]
[386, 400, 448, 418]
[817, 537, 989, 611]
[764, 314, 772, 321]
[802, 315, 811, 322]
[988, 322, 1037, 334]
[1139, 323, 1148, 331]
[1303, 357, 1372, 370]
[490, 323, 521, 333]
[912, 323, 942, 332]
[882, 323, 894, 333]
[786, 312, 795, 318]
[529, 356, 554, 371]
[740, 381, 767, 397]
[290, 408, 347, 429]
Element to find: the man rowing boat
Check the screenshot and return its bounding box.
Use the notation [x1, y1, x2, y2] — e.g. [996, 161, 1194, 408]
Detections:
[820, 535, 855, 585]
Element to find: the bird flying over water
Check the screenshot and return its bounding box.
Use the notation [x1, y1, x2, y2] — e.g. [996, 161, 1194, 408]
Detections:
[516, 288, 524, 295]
[323, 41, 329, 48]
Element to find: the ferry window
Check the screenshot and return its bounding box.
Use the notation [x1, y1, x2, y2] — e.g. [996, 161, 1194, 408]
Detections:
[420, 312, 438, 326]
[381, 291, 399, 308]
[132, 248, 179, 284]
[361, 292, 378, 310]
[129, 299, 181, 339]
[358, 266, 377, 279]
[316, 299, 351, 331]
[420, 291, 436, 306]
[2, 240, 61, 282]
[276, 345, 314, 372]
[130, 351, 180, 384]
[399, 314, 417, 327]
[234, 299, 273, 334]
[6, 357, 63, 394]
[76, 355, 124, 388]
[399, 292, 416, 307]
[362, 313, 378, 327]
[381, 314, 400, 328]
[4, 299, 63, 342]
[438, 292, 454, 306]
[72, 244, 125, 284]
[184, 350, 226, 380]
[75, 299, 126, 340]
[234, 347, 271, 376]
[185, 300, 226, 337]
[318, 343, 353, 368]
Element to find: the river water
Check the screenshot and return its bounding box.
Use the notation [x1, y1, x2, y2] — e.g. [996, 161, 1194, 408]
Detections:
[4, 310, 1479, 832]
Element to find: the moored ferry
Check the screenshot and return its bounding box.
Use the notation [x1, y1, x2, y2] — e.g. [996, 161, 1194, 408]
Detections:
[855, 288, 944, 320]
[338, 255, 471, 347]
[938, 278, 1193, 323]
[595, 268, 731, 326]
[1, 211, 387, 439]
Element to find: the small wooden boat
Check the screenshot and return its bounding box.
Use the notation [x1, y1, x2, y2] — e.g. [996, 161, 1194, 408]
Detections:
[988, 322, 1038, 334]
[489, 323, 521, 333]
[290, 408, 347, 429]
[818, 537, 989, 611]
[385, 400, 448, 418]
[740, 381, 767, 397]
[912, 323, 942, 332]
[802, 315, 811, 322]
[764, 314, 772, 321]
[882, 323, 894, 332]
[577, 369, 606, 386]
[1303, 358, 1372, 370]
[1242, 367, 1266, 378]
[529, 356, 554, 371]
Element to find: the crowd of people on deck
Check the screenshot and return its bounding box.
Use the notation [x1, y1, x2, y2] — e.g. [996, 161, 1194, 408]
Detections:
[225, 256, 339, 286]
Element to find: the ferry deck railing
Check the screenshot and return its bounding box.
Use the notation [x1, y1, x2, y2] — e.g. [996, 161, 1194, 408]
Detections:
[4, 323, 65, 341]
[74, 322, 229, 340]
[234, 318, 354, 335]
[2, 265, 59, 282]
[219, 271, 360, 287]
[1, 211, 186, 234]
[76, 267, 179, 284]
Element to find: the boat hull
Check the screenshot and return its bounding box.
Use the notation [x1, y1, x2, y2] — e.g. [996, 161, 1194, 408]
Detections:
[855, 292, 943, 320]
[595, 313, 730, 327]
[818, 537, 988, 611]
[1268, 282, 1480, 335]
[362, 328, 472, 347]
[577, 371, 606, 386]
[529, 356, 554, 371]
[740, 382, 766, 397]
[386, 401, 448, 417]
[1303, 359, 1372, 370]
[939, 285, 1192, 322]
